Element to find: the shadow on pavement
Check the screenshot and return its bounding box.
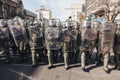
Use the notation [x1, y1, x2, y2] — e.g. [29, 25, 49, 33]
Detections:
[0, 54, 46, 80]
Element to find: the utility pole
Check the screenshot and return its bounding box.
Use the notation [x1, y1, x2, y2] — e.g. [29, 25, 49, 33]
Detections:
[85, 0, 87, 17]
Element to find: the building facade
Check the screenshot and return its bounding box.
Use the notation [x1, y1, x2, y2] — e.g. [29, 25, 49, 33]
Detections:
[71, 3, 84, 21]
[85, 0, 120, 22]
[24, 9, 37, 19]
[36, 6, 52, 20]
[69, 3, 85, 23]
[41, 10, 52, 20]
[85, 0, 109, 17]
[0, 0, 23, 19]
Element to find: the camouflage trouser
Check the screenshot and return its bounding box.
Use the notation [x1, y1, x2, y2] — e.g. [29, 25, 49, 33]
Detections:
[31, 48, 37, 66]
[47, 49, 53, 66]
[30, 45, 44, 66]
[63, 51, 69, 68]
[81, 50, 92, 68]
[19, 42, 27, 61]
[64, 51, 77, 67]
[103, 53, 109, 70]
[47, 49, 61, 66]
[4, 43, 10, 63]
[114, 52, 120, 69]
[63, 43, 68, 68]
[114, 45, 120, 69]
[0, 38, 10, 63]
[63, 43, 76, 68]
[96, 52, 103, 65]
[81, 51, 85, 68]
[95, 39, 102, 64]
[63, 43, 79, 67]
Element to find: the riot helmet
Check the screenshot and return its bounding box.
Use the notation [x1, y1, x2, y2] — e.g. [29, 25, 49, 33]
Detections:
[62, 21, 73, 29]
[63, 21, 70, 29]
[72, 21, 80, 29]
[91, 21, 100, 30]
[48, 19, 56, 27]
[82, 20, 91, 29]
[14, 16, 23, 26]
[55, 19, 61, 27]
[33, 19, 42, 27]
[0, 19, 7, 28]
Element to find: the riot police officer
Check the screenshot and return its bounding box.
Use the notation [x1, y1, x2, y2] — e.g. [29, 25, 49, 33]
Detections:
[80, 20, 96, 71]
[28, 19, 45, 66]
[62, 21, 80, 70]
[7, 16, 28, 62]
[0, 19, 11, 63]
[114, 24, 120, 70]
[91, 21, 101, 65]
[99, 21, 116, 73]
[45, 19, 63, 69]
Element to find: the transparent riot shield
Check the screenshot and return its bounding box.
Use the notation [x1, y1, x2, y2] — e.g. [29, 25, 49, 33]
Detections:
[0, 19, 9, 52]
[99, 21, 116, 54]
[80, 20, 96, 51]
[62, 21, 80, 52]
[45, 19, 63, 50]
[28, 19, 45, 49]
[0, 19, 9, 39]
[7, 16, 28, 47]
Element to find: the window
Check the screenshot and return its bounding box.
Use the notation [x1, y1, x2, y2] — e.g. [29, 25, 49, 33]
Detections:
[0, 2, 2, 17]
[11, 6, 16, 18]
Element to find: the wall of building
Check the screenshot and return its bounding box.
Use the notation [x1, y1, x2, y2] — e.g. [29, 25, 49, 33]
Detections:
[24, 9, 37, 19]
[86, 0, 109, 17]
[41, 10, 52, 19]
[0, 0, 23, 19]
[70, 3, 85, 22]
[36, 7, 52, 20]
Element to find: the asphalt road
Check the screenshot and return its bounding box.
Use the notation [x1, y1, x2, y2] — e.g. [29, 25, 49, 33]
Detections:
[0, 53, 120, 80]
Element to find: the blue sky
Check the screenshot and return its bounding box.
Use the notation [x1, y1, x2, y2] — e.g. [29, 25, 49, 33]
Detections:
[22, 0, 84, 20]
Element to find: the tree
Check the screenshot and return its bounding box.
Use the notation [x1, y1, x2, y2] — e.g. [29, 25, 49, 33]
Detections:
[111, 0, 120, 22]
[102, 0, 120, 22]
